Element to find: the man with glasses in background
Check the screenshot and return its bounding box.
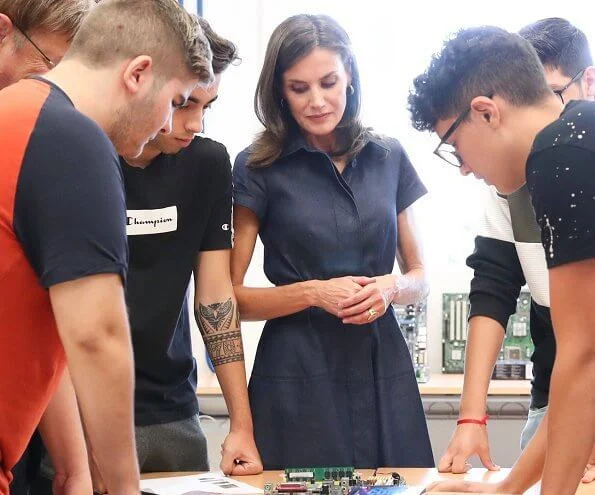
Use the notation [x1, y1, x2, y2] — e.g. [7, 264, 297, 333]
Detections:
[436, 18, 595, 485]
[0, 0, 81, 87]
[409, 21, 595, 495]
[0, 4, 95, 493]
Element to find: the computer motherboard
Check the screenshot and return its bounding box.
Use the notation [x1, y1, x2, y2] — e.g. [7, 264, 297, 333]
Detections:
[264, 468, 415, 495]
[442, 291, 534, 377]
[395, 302, 429, 383]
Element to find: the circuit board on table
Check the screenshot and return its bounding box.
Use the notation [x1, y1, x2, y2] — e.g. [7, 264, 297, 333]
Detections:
[264, 467, 412, 495]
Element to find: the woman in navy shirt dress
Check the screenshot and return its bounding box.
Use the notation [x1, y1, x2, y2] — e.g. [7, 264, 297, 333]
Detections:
[231, 14, 433, 469]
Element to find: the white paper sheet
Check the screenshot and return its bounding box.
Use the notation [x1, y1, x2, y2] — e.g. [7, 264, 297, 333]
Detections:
[140, 471, 264, 495]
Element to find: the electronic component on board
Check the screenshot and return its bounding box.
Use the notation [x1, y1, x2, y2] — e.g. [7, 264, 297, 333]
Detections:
[394, 301, 429, 383]
[285, 467, 354, 482]
[442, 291, 534, 376]
[264, 468, 411, 495]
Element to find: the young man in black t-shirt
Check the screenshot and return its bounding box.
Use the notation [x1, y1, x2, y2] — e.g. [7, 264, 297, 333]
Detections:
[439, 18, 595, 479]
[409, 26, 595, 495]
[119, 19, 262, 478]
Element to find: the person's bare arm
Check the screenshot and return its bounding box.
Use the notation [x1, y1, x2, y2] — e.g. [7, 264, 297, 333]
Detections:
[438, 316, 503, 473]
[583, 445, 595, 483]
[501, 413, 548, 492]
[393, 204, 430, 305]
[428, 410, 590, 494]
[438, 186, 526, 473]
[194, 249, 262, 475]
[432, 260, 595, 494]
[427, 413, 547, 494]
[231, 205, 371, 321]
[541, 259, 595, 495]
[38, 368, 92, 495]
[49, 273, 139, 495]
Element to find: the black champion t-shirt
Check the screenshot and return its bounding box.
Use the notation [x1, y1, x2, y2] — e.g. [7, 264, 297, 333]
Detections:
[121, 137, 232, 425]
[527, 100, 595, 269]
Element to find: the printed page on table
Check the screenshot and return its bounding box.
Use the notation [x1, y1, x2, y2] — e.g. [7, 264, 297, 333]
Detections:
[140, 471, 264, 495]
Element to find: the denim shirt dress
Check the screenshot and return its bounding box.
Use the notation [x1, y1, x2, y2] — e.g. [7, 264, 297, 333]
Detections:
[232, 133, 434, 469]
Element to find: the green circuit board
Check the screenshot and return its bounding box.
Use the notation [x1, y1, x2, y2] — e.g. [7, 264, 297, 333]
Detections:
[285, 467, 355, 482]
[442, 291, 534, 374]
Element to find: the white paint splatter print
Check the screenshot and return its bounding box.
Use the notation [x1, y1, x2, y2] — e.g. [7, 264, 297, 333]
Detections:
[544, 216, 555, 259]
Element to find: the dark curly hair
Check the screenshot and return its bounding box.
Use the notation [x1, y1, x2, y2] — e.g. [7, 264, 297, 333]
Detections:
[197, 17, 240, 75]
[519, 18, 592, 78]
[408, 26, 551, 132]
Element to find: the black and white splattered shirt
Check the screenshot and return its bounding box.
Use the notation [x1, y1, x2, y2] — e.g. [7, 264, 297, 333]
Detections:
[527, 100, 595, 269]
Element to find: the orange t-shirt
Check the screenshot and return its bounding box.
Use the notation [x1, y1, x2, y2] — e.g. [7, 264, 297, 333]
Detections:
[0, 78, 127, 493]
[0, 79, 65, 493]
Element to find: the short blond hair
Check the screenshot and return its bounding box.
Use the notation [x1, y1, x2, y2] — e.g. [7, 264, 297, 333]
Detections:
[0, 0, 94, 39]
[66, 0, 213, 84]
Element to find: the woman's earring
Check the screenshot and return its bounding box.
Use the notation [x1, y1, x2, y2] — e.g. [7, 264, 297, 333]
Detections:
[280, 98, 286, 108]
[347, 84, 354, 95]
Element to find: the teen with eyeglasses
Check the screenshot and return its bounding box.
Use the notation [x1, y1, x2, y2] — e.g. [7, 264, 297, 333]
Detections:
[437, 17, 595, 484]
[410, 21, 595, 495]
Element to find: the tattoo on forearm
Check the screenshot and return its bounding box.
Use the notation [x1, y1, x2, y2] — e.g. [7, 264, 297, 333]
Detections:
[203, 330, 245, 366]
[198, 298, 234, 335]
[197, 298, 244, 365]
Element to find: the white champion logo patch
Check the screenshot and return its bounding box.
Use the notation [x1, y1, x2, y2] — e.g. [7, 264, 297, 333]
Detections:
[221, 224, 230, 231]
[126, 206, 178, 236]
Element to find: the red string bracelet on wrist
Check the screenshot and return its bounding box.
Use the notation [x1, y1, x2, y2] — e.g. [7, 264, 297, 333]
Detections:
[457, 415, 489, 426]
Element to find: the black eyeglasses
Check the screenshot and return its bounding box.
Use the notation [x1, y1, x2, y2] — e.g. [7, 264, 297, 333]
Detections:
[433, 93, 494, 168]
[15, 26, 55, 69]
[553, 68, 585, 104]
[433, 108, 469, 168]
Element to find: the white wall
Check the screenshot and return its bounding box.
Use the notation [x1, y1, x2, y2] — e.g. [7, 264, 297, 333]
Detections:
[190, 0, 595, 387]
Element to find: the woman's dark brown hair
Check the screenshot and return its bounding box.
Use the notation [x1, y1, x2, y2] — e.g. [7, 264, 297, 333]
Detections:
[248, 14, 369, 167]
